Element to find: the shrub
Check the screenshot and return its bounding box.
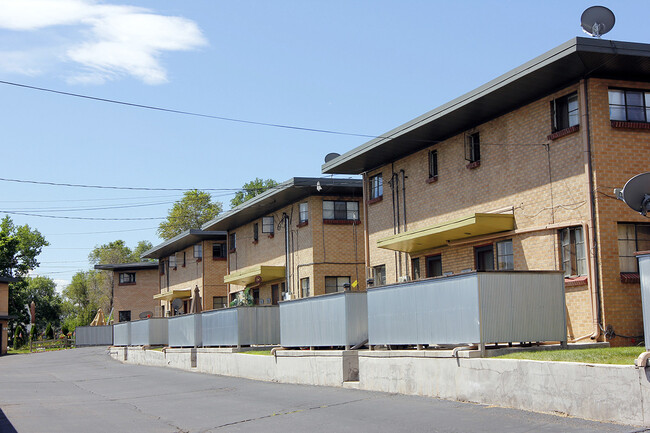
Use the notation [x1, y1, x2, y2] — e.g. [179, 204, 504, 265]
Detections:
[13, 325, 25, 349]
[29, 324, 37, 341]
[61, 324, 69, 336]
[45, 323, 54, 340]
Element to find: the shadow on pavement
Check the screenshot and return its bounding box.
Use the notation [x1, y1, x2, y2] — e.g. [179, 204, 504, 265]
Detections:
[0, 408, 18, 433]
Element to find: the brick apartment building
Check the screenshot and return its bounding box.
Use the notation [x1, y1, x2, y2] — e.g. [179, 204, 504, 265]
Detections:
[142, 229, 229, 316]
[201, 177, 365, 304]
[94, 262, 159, 322]
[322, 37, 650, 345]
[0, 276, 17, 355]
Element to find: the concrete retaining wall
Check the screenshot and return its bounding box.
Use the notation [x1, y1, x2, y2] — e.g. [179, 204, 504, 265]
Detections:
[108, 347, 650, 426]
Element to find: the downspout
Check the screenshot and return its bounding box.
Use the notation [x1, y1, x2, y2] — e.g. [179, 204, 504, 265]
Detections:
[394, 170, 403, 279]
[400, 169, 409, 278]
[283, 212, 290, 300]
[362, 173, 371, 282]
[577, 78, 602, 341]
[390, 164, 398, 281]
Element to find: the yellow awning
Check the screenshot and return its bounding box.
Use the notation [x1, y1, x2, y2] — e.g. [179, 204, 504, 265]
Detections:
[224, 265, 285, 286]
[377, 213, 514, 253]
[153, 288, 192, 301]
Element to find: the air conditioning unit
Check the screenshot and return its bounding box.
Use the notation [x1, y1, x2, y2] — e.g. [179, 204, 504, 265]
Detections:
[398, 275, 411, 283]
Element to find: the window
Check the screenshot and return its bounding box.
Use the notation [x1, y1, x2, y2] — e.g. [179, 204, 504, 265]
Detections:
[425, 255, 442, 278]
[411, 257, 420, 280]
[301, 277, 310, 298]
[253, 223, 259, 242]
[262, 216, 274, 234]
[609, 89, 650, 122]
[182, 252, 186, 267]
[323, 200, 360, 221]
[369, 174, 383, 200]
[212, 296, 227, 310]
[229, 233, 236, 252]
[618, 223, 650, 273]
[551, 92, 579, 131]
[119, 272, 136, 284]
[560, 227, 586, 277]
[475, 245, 495, 271]
[118, 310, 131, 322]
[193, 244, 202, 259]
[325, 276, 350, 294]
[159, 262, 165, 275]
[465, 132, 480, 163]
[212, 242, 226, 259]
[373, 265, 386, 286]
[428, 150, 438, 179]
[299, 202, 309, 223]
[169, 254, 176, 269]
[496, 240, 514, 270]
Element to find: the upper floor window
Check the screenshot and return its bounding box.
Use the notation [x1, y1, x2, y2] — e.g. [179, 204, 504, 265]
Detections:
[229, 232, 236, 252]
[323, 200, 359, 221]
[373, 265, 386, 286]
[496, 239, 514, 270]
[193, 244, 202, 259]
[369, 174, 383, 200]
[560, 227, 586, 277]
[300, 277, 310, 298]
[253, 223, 259, 242]
[169, 254, 177, 269]
[609, 89, 650, 122]
[262, 216, 274, 234]
[551, 92, 579, 132]
[411, 257, 420, 280]
[475, 245, 495, 271]
[465, 132, 480, 163]
[618, 223, 650, 273]
[213, 242, 226, 259]
[213, 296, 228, 310]
[299, 202, 309, 223]
[428, 150, 438, 179]
[425, 255, 442, 278]
[119, 272, 136, 284]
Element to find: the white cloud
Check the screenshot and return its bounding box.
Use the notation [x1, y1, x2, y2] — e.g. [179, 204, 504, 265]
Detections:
[0, 0, 207, 84]
[53, 279, 70, 294]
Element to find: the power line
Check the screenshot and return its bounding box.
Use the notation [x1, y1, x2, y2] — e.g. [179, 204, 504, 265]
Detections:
[0, 211, 164, 221]
[3, 201, 174, 213]
[44, 227, 157, 236]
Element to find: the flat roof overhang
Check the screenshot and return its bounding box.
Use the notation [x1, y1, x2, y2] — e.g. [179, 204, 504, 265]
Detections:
[202, 177, 362, 231]
[143, 229, 227, 259]
[153, 289, 192, 301]
[377, 213, 514, 253]
[322, 37, 650, 175]
[94, 262, 158, 272]
[224, 265, 285, 287]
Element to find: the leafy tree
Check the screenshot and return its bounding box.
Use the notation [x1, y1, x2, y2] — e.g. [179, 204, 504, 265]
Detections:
[12, 324, 25, 349]
[45, 323, 54, 340]
[23, 276, 62, 332]
[29, 324, 37, 341]
[133, 240, 154, 261]
[230, 178, 278, 208]
[157, 190, 223, 240]
[62, 270, 102, 330]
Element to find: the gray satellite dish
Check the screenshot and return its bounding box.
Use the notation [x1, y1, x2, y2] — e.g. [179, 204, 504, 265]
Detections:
[614, 172, 650, 216]
[581, 6, 615, 38]
[324, 152, 341, 163]
[171, 298, 183, 314]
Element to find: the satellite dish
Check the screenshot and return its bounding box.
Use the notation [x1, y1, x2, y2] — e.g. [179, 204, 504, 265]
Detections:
[139, 311, 153, 320]
[614, 172, 650, 216]
[171, 298, 183, 314]
[580, 6, 615, 38]
[324, 152, 341, 163]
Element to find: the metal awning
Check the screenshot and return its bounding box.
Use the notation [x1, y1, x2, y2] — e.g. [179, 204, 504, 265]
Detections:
[153, 288, 192, 301]
[377, 213, 514, 253]
[224, 265, 285, 286]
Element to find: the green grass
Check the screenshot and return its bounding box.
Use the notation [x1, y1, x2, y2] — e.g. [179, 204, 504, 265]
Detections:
[495, 346, 645, 365]
[243, 350, 272, 356]
[7, 346, 73, 355]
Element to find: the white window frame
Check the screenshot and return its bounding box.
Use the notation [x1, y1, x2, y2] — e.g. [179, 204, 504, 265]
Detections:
[299, 202, 309, 223]
[262, 216, 274, 234]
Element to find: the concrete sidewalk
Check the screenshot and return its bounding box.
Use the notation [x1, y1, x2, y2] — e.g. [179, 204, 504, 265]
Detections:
[0, 347, 640, 433]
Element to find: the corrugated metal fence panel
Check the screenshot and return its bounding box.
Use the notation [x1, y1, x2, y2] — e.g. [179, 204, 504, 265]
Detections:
[168, 314, 202, 347]
[202, 308, 239, 346]
[255, 306, 280, 345]
[368, 274, 480, 345]
[280, 292, 366, 347]
[130, 318, 168, 346]
[75, 325, 113, 346]
[113, 322, 130, 346]
[479, 272, 566, 343]
[638, 254, 650, 351]
[345, 293, 368, 345]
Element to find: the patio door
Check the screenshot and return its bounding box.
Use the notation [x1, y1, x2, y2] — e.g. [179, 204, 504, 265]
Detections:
[475, 245, 495, 271]
[271, 284, 279, 305]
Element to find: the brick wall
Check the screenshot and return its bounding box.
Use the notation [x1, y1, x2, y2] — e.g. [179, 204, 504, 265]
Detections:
[113, 269, 159, 322]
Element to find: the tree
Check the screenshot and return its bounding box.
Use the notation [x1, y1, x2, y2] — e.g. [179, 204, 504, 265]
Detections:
[230, 178, 278, 208]
[24, 276, 62, 332]
[88, 240, 133, 266]
[62, 270, 103, 330]
[157, 190, 223, 240]
[132, 240, 154, 262]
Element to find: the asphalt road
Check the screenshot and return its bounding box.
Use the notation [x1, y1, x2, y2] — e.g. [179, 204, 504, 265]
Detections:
[0, 347, 643, 433]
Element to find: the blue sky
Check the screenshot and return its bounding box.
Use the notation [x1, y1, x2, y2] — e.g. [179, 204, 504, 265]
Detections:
[0, 0, 645, 290]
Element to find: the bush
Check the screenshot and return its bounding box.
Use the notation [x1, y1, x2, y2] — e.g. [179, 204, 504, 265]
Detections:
[61, 324, 69, 336]
[29, 324, 37, 341]
[13, 325, 25, 349]
[45, 323, 54, 340]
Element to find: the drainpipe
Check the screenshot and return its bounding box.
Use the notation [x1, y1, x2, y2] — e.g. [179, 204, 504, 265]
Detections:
[580, 78, 602, 341]
[400, 169, 409, 278]
[283, 212, 290, 300]
[390, 164, 398, 281]
[362, 173, 371, 282]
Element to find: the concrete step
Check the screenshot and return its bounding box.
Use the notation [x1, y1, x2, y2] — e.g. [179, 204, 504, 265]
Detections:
[343, 381, 360, 389]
